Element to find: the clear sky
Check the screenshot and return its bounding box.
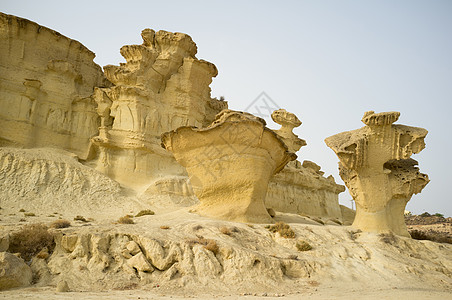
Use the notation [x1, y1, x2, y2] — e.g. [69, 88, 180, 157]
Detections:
[2, 0, 451, 216]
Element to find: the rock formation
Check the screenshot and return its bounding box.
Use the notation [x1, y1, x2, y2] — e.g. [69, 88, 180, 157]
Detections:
[270, 109, 307, 153]
[0, 12, 346, 224]
[161, 110, 296, 223]
[325, 111, 429, 236]
[91, 28, 227, 190]
[0, 13, 110, 160]
[0, 252, 33, 290]
[265, 110, 345, 220]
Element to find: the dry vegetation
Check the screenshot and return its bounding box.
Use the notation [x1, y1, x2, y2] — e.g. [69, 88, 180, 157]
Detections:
[50, 219, 71, 229]
[118, 215, 134, 224]
[74, 215, 88, 222]
[219, 226, 232, 235]
[135, 209, 155, 217]
[8, 223, 55, 261]
[266, 222, 296, 238]
[187, 237, 219, 255]
[296, 240, 312, 251]
[160, 225, 170, 229]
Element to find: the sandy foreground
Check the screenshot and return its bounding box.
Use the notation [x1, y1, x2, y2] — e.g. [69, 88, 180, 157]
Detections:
[1, 148, 451, 300]
[1, 207, 452, 300]
[2, 286, 452, 300]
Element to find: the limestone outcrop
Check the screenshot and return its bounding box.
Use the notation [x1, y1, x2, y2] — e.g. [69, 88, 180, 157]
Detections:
[265, 110, 345, 220]
[0, 13, 110, 160]
[161, 110, 296, 223]
[325, 111, 429, 236]
[91, 29, 227, 190]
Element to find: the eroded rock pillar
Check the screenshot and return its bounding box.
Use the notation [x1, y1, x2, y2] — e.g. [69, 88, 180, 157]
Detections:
[325, 111, 429, 237]
[161, 110, 296, 223]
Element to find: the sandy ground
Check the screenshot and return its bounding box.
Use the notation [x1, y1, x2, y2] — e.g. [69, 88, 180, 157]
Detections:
[1, 209, 452, 300]
[2, 286, 452, 300]
[1, 148, 451, 299]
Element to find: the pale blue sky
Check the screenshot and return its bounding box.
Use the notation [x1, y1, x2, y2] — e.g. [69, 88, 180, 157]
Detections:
[2, 1, 451, 216]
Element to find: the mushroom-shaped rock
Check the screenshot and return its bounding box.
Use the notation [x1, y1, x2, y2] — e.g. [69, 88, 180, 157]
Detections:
[325, 111, 429, 237]
[271, 109, 307, 153]
[161, 110, 296, 223]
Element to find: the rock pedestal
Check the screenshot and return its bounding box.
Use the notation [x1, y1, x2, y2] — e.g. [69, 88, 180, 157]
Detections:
[325, 111, 429, 236]
[265, 109, 345, 220]
[162, 110, 296, 223]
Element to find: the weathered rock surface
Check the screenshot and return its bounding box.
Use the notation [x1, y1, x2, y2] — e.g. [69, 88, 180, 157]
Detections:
[271, 109, 306, 153]
[0, 12, 110, 160]
[266, 161, 345, 219]
[161, 110, 296, 223]
[3, 211, 448, 295]
[0, 147, 150, 218]
[266, 110, 345, 220]
[0, 252, 33, 290]
[325, 111, 429, 236]
[92, 29, 227, 190]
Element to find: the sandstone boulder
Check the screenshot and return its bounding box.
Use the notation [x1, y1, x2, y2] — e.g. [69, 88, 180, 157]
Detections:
[0, 252, 33, 290]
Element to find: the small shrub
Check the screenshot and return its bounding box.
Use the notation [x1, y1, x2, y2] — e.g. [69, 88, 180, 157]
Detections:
[193, 225, 203, 231]
[48, 214, 55, 217]
[434, 213, 444, 218]
[219, 226, 232, 235]
[160, 225, 170, 229]
[187, 237, 219, 254]
[74, 215, 88, 222]
[420, 212, 431, 217]
[296, 240, 312, 251]
[267, 222, 295, 238]
[204, 240, 219, 255]
[8, 223, 55, 261]
[135, 210, 155, 217]
[24, 212, 36, 217]
[19, 208, 25, 212]
[118, 215, 134, 224]
[50, 219, 71, 229]
[19, 218, 26, 222]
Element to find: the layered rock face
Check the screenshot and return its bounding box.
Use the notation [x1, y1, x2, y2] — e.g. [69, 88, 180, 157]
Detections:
[92, 29, 227, 190]
[0, 13, 110, 159]
[325, 111, 429, 236]
[161, 110, 296, 223]
[0, 13, 346, 224]
[265, 110, 345, 220]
